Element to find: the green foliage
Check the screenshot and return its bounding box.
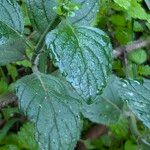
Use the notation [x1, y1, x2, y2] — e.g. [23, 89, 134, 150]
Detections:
[0, 80, 8, 95]
[15, 73, 82, 150]
[124, 140, 138, 150]
[0, 0, 25, 66]
[114, 0, 150, 22]
[110, 117, 129, 139]
[0, 122, 40, 150]
[82, 75, 124, 125]
[6, 64, 18, 81]
[17, 123, 40, 150]
[2, 107, 19, 121]
[118, 79, 150, 128]
[54, 0, 80, 17]
[0, 0, 150, 149]
[138, 65, 150, 76]
[0, 119, 18, 143]
[145, 0, 150, 10]
[26, 0, 99, 32]
[128, 49, 147, 64]
[46, 21, 112, 100]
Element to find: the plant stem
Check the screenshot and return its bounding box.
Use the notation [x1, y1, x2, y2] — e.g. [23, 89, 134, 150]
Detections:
[31, 16, 60, 64]
[113, 37, 150, 58]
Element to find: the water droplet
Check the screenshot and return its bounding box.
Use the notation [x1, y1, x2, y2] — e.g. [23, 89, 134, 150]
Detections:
[127, 92, 134, 96]
[105, 105, 110, 109]
[122, 83, 127, 87]
[134, 80, 141, 85]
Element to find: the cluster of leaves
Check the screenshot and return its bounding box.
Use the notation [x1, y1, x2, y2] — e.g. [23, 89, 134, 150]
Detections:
[0, 0, 150, 150]
[97, 0, 150, 78]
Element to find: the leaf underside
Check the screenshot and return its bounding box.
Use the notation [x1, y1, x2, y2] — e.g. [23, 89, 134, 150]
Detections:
[16, 73, 82, 150]
[25, 0, 99, 32]
[46, 23, 112, 101]
[118, 79, 150, 128]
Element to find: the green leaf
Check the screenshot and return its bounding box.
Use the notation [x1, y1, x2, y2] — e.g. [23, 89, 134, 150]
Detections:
[145, 0, 150, 10]
[2, 107, 19, 120]
[0, 118, 19, 143]
[52, 70, 83, 100]
[110, 117, 129, 139]
[25, 0, 99, 32]
[138, 65, 150, 76]
[7, 64, 18, 81]
[0, 145, 19, 150]
[16, 73, 82, 150]
[133, 21, 144, 32]
[0, 0, 24, 32]
[118, 79, 150, 128]
[0, 80, 8, 95]
[128, 49, 147, 65]
[124, 140, 138, 150]
[0, 122, 39, 150]
[69, 0, 100, 25]
[46, 22, 112, 101]
[0, 0, 25, 66]
[82, 75, 124, 125]
[16, 60, 32, 68]
[110, 14, 126, 26]
[0, 38, 26, 66]
[17, 122, 40, 150]
[114, 0, 131, 9]
[114, 0, 150, 22]
[115, 27, 132, 44]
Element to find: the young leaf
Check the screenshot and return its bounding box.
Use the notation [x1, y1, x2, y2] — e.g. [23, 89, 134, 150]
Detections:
[0, 0, 25, 66]
[0, 122, 40, 150]
[138, 65, 150, 76]
[128, 49, 147, 65]
[69, 0, 100, 25]
[25, 0, 99, 32]
[114, 0, 150, 22]
[15, 73, 82, 150]
[118, 79, 150, 128]
[46, 22, 112, 101]
[17, 122, 40, 150]
[82, 75, 124, 125]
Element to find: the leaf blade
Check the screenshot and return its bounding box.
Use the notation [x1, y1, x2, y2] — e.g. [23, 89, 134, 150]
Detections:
[25, 0, 99, 32]
[118, 79, 150, 128]
[46, 23, 112, 101]
[16, 73, 82, 150]
[82, 75, 124, 125]
[0, 0, 24, 33]
[0, 0, 25, 65]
